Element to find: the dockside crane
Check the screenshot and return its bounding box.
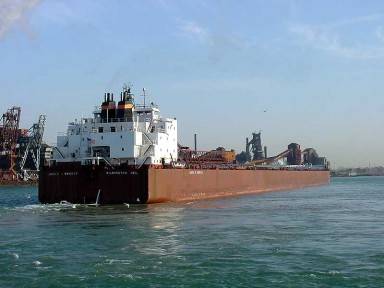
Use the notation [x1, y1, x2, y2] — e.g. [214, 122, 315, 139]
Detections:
[19, 115, 46, 180]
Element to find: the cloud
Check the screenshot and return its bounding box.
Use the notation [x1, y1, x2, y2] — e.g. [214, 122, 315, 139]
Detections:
[0, 0, 40, 39]
[179, 20, 208, 41]
[178, 19, 252, 65]
[324, 14, 383, 29]
[178, 19, 250, 48]
[289, 15, 384, 59]
[376, 26, 384, 42]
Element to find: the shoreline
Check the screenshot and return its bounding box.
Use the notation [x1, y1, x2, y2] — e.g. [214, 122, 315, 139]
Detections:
[0, 181, 37, 187]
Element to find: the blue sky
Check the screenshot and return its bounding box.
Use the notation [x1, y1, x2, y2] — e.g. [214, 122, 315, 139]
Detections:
[1, 0, 384, 167]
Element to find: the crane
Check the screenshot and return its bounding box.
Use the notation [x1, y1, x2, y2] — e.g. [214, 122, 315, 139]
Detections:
[19, 115, 46, 180]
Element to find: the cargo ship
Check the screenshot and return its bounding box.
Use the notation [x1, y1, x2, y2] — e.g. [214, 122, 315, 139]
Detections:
[39, 86, 330, 204]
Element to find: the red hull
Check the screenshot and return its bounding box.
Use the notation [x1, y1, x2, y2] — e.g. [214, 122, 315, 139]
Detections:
[148, 168, 330, 203]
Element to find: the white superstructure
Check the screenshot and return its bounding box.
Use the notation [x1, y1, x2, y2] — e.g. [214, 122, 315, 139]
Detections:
[53, 87, 177, 166]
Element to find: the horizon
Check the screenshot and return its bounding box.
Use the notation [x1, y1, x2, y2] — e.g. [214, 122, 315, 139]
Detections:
[1, 0, 384, 168]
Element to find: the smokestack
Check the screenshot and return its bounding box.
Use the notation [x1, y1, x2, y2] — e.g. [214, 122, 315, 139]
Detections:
[104, 93, 107, 102]
[194, 133, 197, 152]
[246, 137, 249, 154]
[111, 93, 114, 101]
[264, 146, 267, 159]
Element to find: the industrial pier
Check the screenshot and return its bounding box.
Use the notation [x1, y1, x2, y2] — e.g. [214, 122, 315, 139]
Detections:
[0, 106, 48, 185]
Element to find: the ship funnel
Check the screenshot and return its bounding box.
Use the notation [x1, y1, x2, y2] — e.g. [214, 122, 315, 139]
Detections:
[101, 92, 117, 121]
[117, 85, 135, 122]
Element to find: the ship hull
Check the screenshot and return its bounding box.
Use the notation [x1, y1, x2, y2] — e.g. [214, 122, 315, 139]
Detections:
[39, 165, 330, 204]
[147, 168, 330, 203]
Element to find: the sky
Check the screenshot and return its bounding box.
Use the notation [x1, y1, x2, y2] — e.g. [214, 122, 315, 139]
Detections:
[1, 0, 384, 168]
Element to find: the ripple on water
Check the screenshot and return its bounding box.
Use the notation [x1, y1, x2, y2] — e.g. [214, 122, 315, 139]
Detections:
[1, 178, 384, 287]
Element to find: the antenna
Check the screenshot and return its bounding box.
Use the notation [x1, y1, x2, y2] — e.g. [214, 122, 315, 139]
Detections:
[123, 82, 132, 93]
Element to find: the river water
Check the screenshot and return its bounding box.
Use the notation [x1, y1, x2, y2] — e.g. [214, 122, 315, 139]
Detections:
[0, 177, 383, 287]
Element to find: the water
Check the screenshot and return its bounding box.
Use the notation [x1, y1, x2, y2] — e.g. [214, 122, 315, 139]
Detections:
[1, 177, 384, 287]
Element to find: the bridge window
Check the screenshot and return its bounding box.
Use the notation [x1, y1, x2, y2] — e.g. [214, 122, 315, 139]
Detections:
[111, 127, 116, 132]
[98, 127, 103, 133]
